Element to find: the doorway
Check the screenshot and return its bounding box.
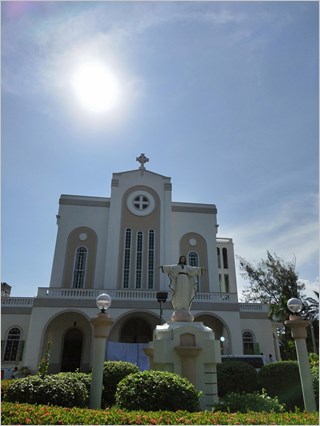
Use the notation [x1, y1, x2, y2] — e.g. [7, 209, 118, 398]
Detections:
[120, 317, 152, 343]
[61, 328, 83, 372]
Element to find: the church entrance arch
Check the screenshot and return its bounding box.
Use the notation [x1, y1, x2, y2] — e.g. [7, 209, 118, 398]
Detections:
[195, 313, 231, 354]
[108, 311, 158, 343]
[120, 317, 152, 343]
[42, 311, 92, 374]
[107, 312, 158, 370]
[61, 328, 83, 372]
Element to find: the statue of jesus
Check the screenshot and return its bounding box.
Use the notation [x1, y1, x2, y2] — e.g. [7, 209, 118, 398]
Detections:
[159, 255, 203, 322]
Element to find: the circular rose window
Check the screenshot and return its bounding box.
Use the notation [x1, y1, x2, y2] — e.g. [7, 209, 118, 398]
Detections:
[127, 190, 155, 216]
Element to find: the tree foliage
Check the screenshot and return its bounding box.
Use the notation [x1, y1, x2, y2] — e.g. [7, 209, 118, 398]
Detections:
[238, 251, 305, 323]
[301, 291, 319, 320]
[37, 341, 52, 379]
[301, 291, 319, 354]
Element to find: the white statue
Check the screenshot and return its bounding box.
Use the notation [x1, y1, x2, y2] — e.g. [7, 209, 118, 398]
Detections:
[159, 256, 203, 318]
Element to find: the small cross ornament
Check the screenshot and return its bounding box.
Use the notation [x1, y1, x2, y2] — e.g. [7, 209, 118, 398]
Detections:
[136, 153, 149, 170]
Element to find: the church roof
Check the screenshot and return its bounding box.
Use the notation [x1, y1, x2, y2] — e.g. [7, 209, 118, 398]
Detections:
[112, 153, 171, 180]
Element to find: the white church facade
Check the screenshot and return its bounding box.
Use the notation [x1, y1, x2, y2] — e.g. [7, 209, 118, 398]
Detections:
[1, 155, 280, 375]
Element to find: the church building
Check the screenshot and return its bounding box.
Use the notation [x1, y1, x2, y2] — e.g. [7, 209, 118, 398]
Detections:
[1, 155, 280, 374]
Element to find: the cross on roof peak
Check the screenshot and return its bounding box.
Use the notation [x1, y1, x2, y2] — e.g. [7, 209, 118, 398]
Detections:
[136, 153, 149, 170]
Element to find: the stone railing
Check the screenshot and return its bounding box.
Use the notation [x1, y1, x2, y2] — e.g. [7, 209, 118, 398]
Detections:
[1, 289, 266, 312]
[239, 303, 269, 313]
[36, 287, 238, 303]
[195, 292, 238, 303]
[1, 297, 34, 307]
[36, 287, 161, 300]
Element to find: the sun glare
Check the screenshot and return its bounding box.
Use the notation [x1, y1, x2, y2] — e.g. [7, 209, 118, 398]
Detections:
[71, 62, 120, 113]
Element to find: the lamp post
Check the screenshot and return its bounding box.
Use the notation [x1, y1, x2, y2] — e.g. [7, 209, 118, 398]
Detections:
[156, 292, 168, 325]
[284, 298, 316, 412]
[89, 293, 113, 409]
[220, 336, 225, 353]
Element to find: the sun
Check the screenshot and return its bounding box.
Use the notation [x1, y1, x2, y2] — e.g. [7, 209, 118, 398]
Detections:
[71, 62, 120, 113]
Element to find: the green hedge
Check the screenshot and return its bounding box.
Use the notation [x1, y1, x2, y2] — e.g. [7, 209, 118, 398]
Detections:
[0, 379, 12, 400]
[258, 361, 303, 411]
[310, 365, 319, 409]
[102, 361, 139, 407]
[3, 362, 140, 410]
[115, 370, 200, 412]
[213, 389, 285, 413]
[4, 372, 89, 408]
[217, 360, 259, 396]
[2, 402, 319, 425]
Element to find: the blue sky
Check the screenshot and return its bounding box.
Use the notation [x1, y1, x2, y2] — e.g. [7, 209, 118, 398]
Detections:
[2, 1, 319, 300]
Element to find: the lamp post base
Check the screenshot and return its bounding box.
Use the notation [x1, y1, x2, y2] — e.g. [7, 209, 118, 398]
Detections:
[284, 318, 316, 412]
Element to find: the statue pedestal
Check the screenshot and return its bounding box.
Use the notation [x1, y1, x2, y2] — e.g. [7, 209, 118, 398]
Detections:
[144, 321, 221, 410]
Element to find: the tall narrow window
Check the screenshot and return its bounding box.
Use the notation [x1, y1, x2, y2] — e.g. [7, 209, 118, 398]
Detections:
[222, 248, 228, 269]
[3, 328, 21, 361]
[224, 274, 230, 293]
[72, 247, 87, 288]
[217, 247, 221, 268]
[243, 331, 255, 355]
[135, 231, 143, 289]
[218, 273, 223, 292]
[148, 230, 155, 289]
[188, 251, 200, 291]
[123, 228, 132, 288]
[188, 251, 199, 267]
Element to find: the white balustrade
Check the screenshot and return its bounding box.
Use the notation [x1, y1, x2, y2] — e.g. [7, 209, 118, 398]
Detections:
[2, 289, 267, 313]
[1, 297, 34, 307]
[194, 292, 238, 303]
[239, 303, 268, 312]
[36, 287, 238, 303]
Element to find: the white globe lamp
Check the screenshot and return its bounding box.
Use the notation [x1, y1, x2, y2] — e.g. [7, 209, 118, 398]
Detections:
[96, 293, 111, 313]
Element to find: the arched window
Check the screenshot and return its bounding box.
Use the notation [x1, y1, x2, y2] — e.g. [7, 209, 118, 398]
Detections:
[217, 248, 221, 268]
[135, 231, 143, 289]
[222, 248, 228, 269]
[188, 252, 200, 291]
[188, 251, 199, 267]
[243, 331, 255, 355]
[123, 228, 132, 288]
[72, 247, 87, 288]
[148, 230, 155, 289]
[3, 327, 22, 362]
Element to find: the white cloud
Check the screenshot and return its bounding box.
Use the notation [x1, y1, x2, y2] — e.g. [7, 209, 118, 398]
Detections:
[221, 192, 319, 299]
[0, 2, 258, 97]
[300, 278, 319, 299]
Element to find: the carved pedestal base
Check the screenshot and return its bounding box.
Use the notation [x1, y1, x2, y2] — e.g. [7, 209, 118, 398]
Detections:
[144, 322, 221, 410]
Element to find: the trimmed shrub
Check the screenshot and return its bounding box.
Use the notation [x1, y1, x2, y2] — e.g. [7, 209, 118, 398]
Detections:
[73, 371, 92, 394]
[1, 379, 12, 400]
[4, 372, 89, 408]
[308, 353, 319, 408]
[213, 389, 285, 413]
[102, 361, 140, 407]
[115, 370, 201, 412]
[311, 365, 319, 409]
[217, 360, 259, 397]
[258, 361, 303, 411]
